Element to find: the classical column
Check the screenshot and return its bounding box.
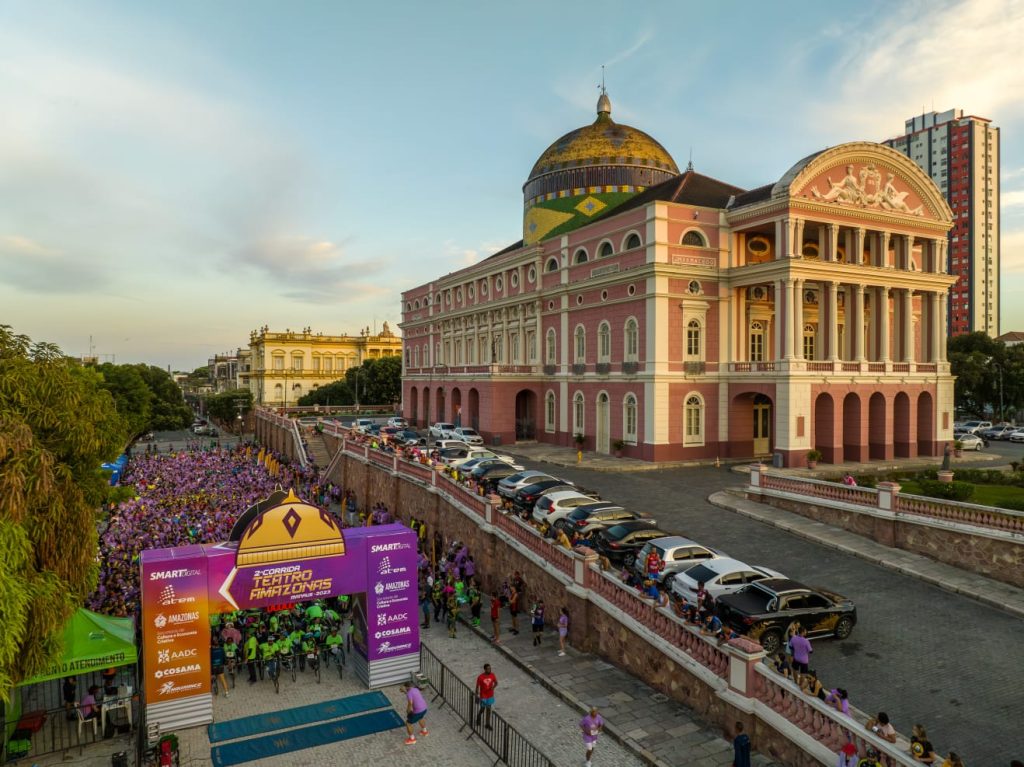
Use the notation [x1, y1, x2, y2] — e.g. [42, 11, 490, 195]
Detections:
[879, 287, 891, 362]
[827, 224, 839, 263]
[935, 238, 948, 274]
[792, 279, 804, 359]
[828, 281, 840, 361]
[852, 227, 865, 266]
[930, 292, 942, 362]
[774, 219, 785, 260]
[938, 291, 948, 361]
[880, 231, 891, 269]
[793, 219, 805, 258]
[784, 279, 796, 358]
[854, 284, 866, 361]
[774, 279, 784, 359]
[902, 289, 914, 362]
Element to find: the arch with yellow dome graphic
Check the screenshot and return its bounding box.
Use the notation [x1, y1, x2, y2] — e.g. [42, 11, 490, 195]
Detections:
[140, 490, 418, 734]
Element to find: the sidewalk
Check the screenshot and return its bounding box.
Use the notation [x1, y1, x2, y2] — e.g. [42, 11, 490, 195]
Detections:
[709, 488, 1024, 619]
[422, 614, 779, 767]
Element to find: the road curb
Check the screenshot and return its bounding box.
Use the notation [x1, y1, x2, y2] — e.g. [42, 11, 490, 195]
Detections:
[707, 490, 1024, 620]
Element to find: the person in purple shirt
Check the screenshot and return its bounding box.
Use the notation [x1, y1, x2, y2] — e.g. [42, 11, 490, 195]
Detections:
[579, 706, 604, 767]
[788, 626, 813, 682]
[401, 683, 429, 744]
[79, 685, 100, 720]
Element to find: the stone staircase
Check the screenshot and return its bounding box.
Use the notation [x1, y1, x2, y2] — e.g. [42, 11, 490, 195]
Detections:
[306, 433, 335, 471]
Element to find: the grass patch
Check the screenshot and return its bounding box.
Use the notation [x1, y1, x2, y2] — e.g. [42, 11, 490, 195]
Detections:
[900, 480, 1024, 507]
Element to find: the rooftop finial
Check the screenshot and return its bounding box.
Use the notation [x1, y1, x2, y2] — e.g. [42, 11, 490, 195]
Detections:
[596, 65, 611, 117]
[687, 147, 694, 172]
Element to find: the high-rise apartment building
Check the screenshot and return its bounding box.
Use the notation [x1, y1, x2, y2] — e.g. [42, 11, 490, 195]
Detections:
[884, 109, 999, 337]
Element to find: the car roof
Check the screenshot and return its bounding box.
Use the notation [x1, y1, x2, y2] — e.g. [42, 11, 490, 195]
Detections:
[605, 521, 666, 536]
[543, 490, 595, 502]
[680, 558, 759, 577]
[524, 478, 570, 489]
[574, 502, 623, 513]
[751, 577, 808, 594]
[645, 535, 701, 549]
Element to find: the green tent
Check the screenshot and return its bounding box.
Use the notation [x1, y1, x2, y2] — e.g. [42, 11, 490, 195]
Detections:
[17, 609, 137, 686]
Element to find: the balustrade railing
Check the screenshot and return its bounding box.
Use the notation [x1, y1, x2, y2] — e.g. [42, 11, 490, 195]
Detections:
[759, 472, 879, 507]
[896, 493, 1024, 534]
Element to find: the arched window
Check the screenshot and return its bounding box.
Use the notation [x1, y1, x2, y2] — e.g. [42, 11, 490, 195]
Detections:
[598, 321, 611, 362]
[598, 241, 614, 258]
[623, 394, 638, 443]
[423, 343, 431, 367]
[413, 347, 419, 367]
[749, 321, 765, 362]
[682, 230, 707, 247]
[624, 232, 642, 250]
[274, 383, 283, 401]
[624, 318, 639, 361]
[574, 325, 586, 363]
[545, 257, 559, 272]
[573, 392, 585, 436]
[435, 343, 442, 364]
[574, 248, 589, 265]
[686, 319, 702, 359]
[684, 394, 704, 445]
[803, 324, 816, 360]
[546, 328, 557, 364]
[545, 391, 556, 432]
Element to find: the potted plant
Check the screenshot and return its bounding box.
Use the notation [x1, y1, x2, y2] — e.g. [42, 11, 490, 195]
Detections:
[573, 433, 585, 447]
[953, 439, 963, 458]
[806, 449, 823, 469]
[612, 438, 626, 458]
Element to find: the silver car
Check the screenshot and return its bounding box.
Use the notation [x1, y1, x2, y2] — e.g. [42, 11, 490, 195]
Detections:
[632, 536, 722, 585]
[498, 470, 556, 499]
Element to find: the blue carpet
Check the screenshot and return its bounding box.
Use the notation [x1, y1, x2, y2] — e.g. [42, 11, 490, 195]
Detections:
[207, 691, 390, 743]
[210, 709, 404, 767]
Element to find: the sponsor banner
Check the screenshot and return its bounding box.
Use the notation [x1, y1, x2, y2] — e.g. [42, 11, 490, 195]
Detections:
[140, 547, 211, 703]
[364, 530, 419, 662]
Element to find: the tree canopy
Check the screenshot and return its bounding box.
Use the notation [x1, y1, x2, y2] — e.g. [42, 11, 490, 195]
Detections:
[296, 355, 402, 408]
[297, 379, 353, 407]
[205, 388, 253, 424]
[948, 332, 1024, 421]
[0, 326, 127, 697]
[95, 363, 191, 435]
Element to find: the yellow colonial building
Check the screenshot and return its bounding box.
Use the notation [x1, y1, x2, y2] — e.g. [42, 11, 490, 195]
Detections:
[248, 324, 401, 406]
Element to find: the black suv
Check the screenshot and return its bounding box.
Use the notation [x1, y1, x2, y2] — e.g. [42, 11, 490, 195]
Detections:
[715, 578, 857, 654]
[594, 521, 672, 566]
[556, 504, 650, 535]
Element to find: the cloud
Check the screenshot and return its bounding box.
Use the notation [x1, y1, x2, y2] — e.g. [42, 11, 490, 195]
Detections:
[1000, 229, 1024, 274]
[227, 236, 390, 303]
[805, 0, 1024, 139]
[442, 239, 508, 268]
[0, 234, 105, 293]
[605, 29, 655, 69]
[1003, 190, 1024, 208]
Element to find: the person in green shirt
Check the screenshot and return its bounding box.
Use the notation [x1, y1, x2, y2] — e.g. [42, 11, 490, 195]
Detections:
[324, 606, 340, 625]
[324, 626, 345, 667]
[245, 632, 258, 684]
[306, 602, 324, 621]
[301, 633, 319, 673]
[268, 614, 279, 633]
[260, 635, 279, 680]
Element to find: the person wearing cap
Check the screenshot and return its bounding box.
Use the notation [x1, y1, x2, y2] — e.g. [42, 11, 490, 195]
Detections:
[221, 620, 241, 647]
[578, 706, 604, 767]
[837, 741, 858, 767]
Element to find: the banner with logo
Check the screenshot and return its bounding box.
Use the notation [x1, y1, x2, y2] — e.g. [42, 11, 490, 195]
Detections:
[364, 532, 419, 662]
[139, 546, 211, 704]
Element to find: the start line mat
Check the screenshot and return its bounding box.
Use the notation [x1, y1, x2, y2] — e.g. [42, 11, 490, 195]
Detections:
[210, 709, 404, 767]
[207, 691, 390, 743]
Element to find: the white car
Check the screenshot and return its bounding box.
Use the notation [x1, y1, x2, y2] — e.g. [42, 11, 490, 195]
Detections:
[352, 418, 374, 433]
[632, 536, 723, 585]
[434, 439, 470, 451]
[960, 420, 992, 434]
[444, 447, 523, 469]
[452, 427, 484, 445]
[387, 417, 408, 429]
[1009, 429, 1024, 444]
[531, 490, 600, 526]
[429, 422, 457, 440]
[669, 558, 785, 602]
[957, 434, 984, 451]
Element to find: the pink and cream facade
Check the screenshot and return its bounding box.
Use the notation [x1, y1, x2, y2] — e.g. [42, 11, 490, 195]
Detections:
[401, 137, 955, 466]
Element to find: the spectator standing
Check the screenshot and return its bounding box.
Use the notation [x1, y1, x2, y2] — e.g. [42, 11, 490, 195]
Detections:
[245, 630, 258, 683]
[508, 583, 521, 635]
[866, 712, 897, 743]
[401, 683, 429, 745]
[531, 599, 546, 646]
[62, 677, 77, 720]
[732, 721, 751, 767]
[837, 742, 858, 767]
[579, 706, 604, 767]
[490, 591, 502, 644]
[911, 725, 939, 764]
[211, 638, 229, 697]
[474, 663, 498, 729]
[221, 621, 241, 647]
[557, 607, 569, 656]
[788, 627, 813, 681]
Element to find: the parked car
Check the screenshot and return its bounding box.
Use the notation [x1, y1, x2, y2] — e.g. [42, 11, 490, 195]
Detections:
[514, 479, 577, 509]
[594, 522, 673, 567]
[444, 447, 510, 468]
[434, 439, 470, 451]
[960, 420, 992, 434]
[387, 416, 408, 429]
[957, 434, 985, 451]
[353, 418, 374, 433]
[715, 578, 857, 655]
[987, 424, 1017, 440]
[556, 504, 650, 536]
[470, 462, 521, 484]
[1010, 429, 1024, 444]
[458, 457, 507, 474]
[452, 427, 484, 445]
[498, 471, 555, 499]
[398, 429, 426, 446]
[632, 536, 722, 586]
[429, 422, 457, 440]
[669, 558, 785, 602]
[531, 491, 601, 526]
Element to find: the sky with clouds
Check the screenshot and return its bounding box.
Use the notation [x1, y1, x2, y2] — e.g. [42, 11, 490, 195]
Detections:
[1, 0, 1022, 370]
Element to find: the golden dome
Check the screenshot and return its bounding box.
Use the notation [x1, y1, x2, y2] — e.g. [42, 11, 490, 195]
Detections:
[525, 92, 678, 185]
[237, 488, 345, 565]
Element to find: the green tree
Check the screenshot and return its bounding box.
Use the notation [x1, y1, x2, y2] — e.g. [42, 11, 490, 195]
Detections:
[96, 362, 152, 437]
[206, 388, 253, 424]
[948, 332, 1005, 418]
[297, 379, 353, 407]
[346, 356, 401, 406]
[134, 365, 192, 430]
[0, 326, 126, 697]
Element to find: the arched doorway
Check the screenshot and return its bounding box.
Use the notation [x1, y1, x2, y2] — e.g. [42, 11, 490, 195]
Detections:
[451, 387, 462, 427]
[894, 392, 911, 458]
[917, 391, 935, 456]
[422, 386, 431, 426]
[514, 390, 537, 440]
[869, 393, 888, 460]
[842, 393, 863, 462]
[752, 394, 772, 455]
[596, 392, 610, 454]
[468, 388, 480, 431]
[436, 387, 446, 424]
[813, 393, 836, 463]
[409, 387, 419, 425]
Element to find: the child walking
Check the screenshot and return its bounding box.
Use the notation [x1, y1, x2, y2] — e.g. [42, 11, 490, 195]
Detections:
[531, 599, 545, 646]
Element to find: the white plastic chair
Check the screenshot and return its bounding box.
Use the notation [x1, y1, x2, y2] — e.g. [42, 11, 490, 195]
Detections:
[76, 704, 98, 740]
